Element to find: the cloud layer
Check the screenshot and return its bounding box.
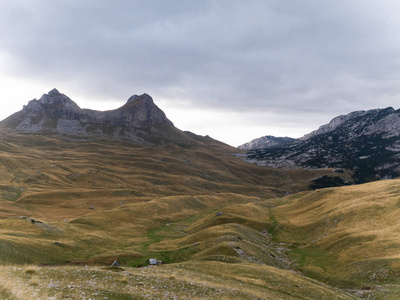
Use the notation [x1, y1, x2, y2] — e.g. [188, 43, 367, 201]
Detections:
[1, 1, 400, 145]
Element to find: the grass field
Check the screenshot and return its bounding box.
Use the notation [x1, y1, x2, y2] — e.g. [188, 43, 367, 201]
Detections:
[0, 131, 398, 299]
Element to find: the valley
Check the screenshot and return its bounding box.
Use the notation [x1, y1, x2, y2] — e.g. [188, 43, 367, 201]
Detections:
[1, 130, 399, 299]
[0, 130, 358, 299]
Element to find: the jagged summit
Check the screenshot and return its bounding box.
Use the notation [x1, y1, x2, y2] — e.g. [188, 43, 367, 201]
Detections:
[126, 93, 153, 105]
[0, 89, 181, 144]
[24, 88, 81, 113]
[45, 88, 63, 98]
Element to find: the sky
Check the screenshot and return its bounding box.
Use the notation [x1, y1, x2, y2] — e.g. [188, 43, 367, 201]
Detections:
[1, 1, 400, 147]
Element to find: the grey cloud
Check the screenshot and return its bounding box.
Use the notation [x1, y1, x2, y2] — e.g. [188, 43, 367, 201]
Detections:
[1, 1, 400, 136]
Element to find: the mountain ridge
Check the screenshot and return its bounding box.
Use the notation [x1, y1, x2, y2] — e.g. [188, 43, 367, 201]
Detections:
[0, 89, 185, 144]
[240, 106, 400, 183]
[301, 106, 397, 140]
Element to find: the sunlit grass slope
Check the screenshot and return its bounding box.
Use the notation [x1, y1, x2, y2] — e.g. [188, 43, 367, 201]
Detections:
[272, 180, 400, 289]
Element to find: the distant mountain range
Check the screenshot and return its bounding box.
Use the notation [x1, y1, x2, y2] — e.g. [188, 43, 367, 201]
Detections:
[0, 89, 189, 144]
[239, 107, 400, 183]
[3, 89, 399, 184]
[238, 136, 296, 150]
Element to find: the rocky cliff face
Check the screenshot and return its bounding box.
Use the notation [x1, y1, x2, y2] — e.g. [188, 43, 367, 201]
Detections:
[240, 107, 400, 183]
[1, 89, 184, 144]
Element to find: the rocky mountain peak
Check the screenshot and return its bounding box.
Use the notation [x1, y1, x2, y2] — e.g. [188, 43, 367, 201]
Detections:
[24, 89, 81, 113]
[47, 88, 62, 96]
[1, 89, 181, 144]
[126, 93, 153, 105]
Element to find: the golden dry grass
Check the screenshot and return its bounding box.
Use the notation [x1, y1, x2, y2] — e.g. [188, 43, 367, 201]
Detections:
[1, 131, 397, 298]
[267, 179, 400, 295]
[0, 131, 338, 265]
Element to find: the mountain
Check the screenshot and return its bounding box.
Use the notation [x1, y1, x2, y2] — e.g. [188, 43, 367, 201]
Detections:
[0, 89, 188, 144]
[240, 107, 400, 183]
[238, 135, 296, 150]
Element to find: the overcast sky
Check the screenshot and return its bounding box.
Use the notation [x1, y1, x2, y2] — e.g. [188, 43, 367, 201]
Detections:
[1, 1, 400, 146]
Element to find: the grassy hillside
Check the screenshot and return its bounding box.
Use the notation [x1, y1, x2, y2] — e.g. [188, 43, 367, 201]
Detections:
[171, 179, 400, 298]
[0, 131, 339, 264]
[1, 130, 396, 299]
[271, 180, 400, 297]
[122, 179, 400, 299]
